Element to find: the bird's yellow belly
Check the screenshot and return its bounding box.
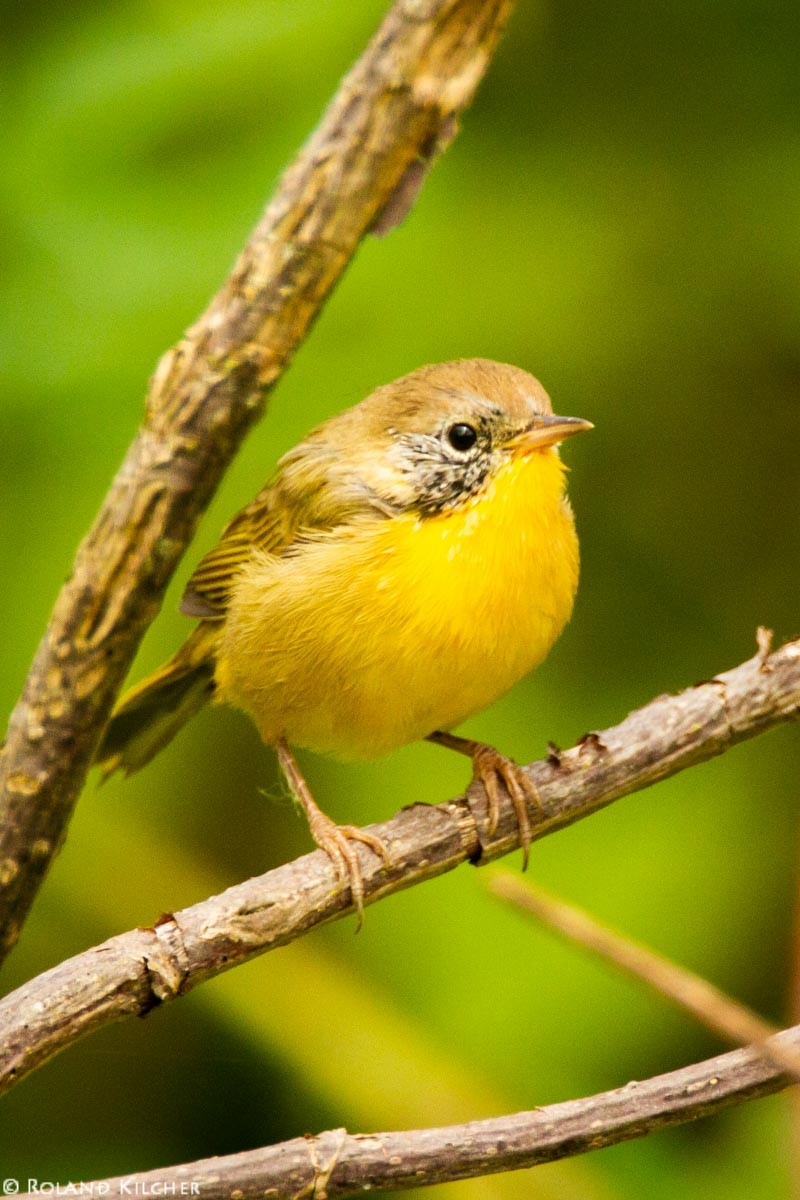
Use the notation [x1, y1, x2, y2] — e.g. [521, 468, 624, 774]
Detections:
[215, 454, 579, 759]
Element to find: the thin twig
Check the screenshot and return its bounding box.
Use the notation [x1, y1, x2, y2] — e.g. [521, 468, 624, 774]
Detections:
[1, 637, 798, 1099]
[22, 1025, 800, 1199]
[486, 871, 800, 1081]
[0, 0, 514, 966]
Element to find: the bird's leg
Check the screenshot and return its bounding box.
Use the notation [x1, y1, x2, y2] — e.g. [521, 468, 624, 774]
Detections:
[274, 737, 390, 927]
[426, 730, 540, 869]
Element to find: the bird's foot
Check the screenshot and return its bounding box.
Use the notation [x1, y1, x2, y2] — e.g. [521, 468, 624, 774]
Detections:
[469, 743, 540, 868]
[305, 808, 391, 928]
[427, 731, 540, 869]
[275, 738, 390, 928]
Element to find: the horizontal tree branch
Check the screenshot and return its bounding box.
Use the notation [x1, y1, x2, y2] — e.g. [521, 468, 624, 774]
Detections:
[0, 0, 513, 966]
[1, 636, 798, 1099]
[26, 1024, 800, 1198]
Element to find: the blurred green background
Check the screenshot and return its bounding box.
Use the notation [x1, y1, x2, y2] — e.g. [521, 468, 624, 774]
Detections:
[1, 0, 799, 1195]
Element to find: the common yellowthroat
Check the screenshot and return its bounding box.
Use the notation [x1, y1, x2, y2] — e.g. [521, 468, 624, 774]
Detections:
[98, 359, 591, 918]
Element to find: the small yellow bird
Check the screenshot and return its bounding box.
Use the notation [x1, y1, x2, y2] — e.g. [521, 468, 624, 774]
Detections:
[97, 359, 591, 918]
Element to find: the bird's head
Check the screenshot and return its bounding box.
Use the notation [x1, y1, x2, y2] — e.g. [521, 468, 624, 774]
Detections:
[320, 359, 592, 517]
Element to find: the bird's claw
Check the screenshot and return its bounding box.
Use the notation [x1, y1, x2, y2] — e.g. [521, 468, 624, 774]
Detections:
[469, 744, 540, 870]
[307, 809, 391, 929]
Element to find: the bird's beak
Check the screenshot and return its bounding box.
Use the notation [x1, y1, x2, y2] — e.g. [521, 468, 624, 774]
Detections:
[510, 414, 593, 455]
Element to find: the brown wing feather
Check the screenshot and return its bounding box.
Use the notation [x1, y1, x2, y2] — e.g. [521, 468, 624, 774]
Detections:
[179, 432, 380, 620]
[180, 485, 293, 618]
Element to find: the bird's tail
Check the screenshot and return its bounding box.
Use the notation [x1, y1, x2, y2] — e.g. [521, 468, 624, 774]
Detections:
[96, 624, 218, 779]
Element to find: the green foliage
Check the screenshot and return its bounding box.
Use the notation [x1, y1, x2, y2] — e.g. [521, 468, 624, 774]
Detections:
[1, 1, 799, 1195]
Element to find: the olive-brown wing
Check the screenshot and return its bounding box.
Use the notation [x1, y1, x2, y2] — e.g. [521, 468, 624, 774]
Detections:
[179, 483, 296, 619]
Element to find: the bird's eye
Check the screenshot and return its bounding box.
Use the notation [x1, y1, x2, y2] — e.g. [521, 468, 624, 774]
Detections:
[446, 423, 478, 452]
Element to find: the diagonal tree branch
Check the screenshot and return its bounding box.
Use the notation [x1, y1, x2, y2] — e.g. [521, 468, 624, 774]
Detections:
[0, 0, 514, 967]
[1, 636, 798, 1099]
[486, 871, 800, 1080]
[24, 1023, 800, 1198]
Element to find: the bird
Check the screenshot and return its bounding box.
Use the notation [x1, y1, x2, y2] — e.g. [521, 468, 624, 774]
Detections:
[97, 359, 591, 921]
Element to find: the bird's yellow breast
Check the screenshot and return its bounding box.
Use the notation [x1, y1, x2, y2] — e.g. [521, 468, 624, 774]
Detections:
[215, 449, 579, 759]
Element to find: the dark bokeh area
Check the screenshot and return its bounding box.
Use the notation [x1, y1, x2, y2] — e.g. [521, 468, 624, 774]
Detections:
[1, 2, 799, 1197]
